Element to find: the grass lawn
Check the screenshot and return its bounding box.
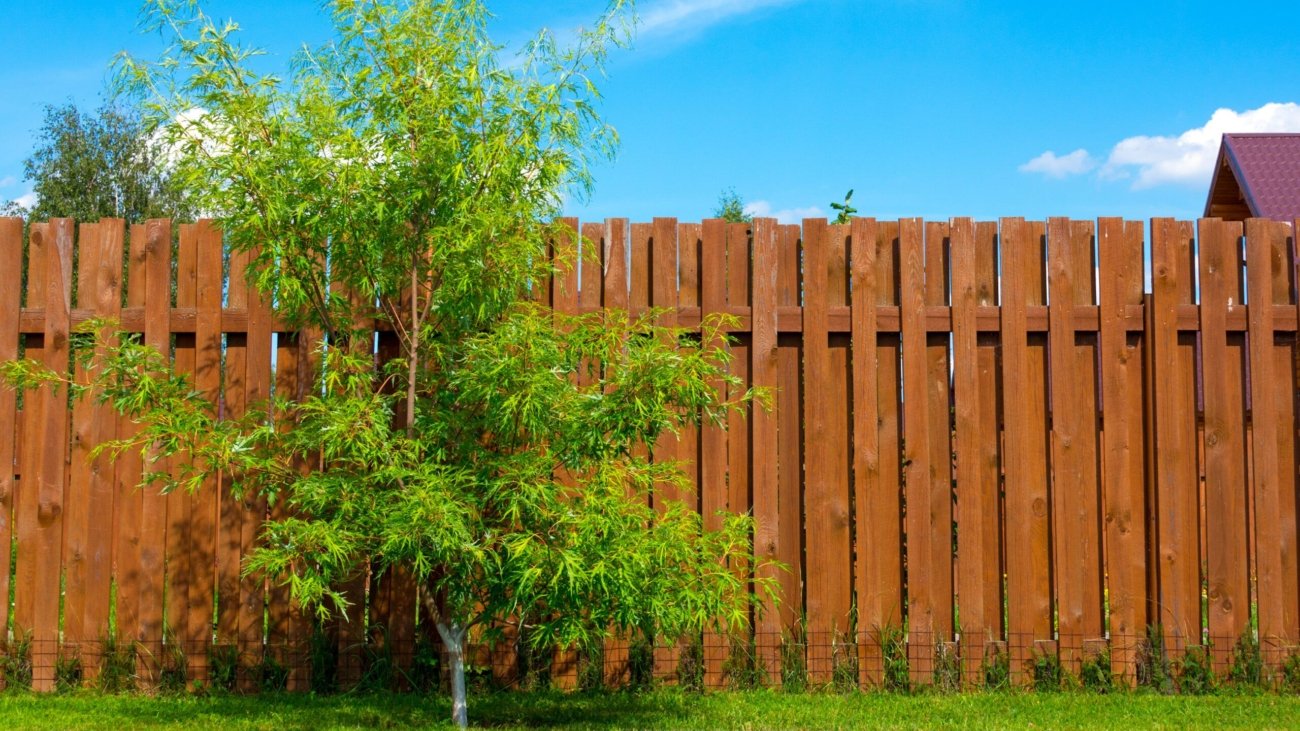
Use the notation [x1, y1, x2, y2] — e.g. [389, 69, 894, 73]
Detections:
[0, 689, 1297, 730]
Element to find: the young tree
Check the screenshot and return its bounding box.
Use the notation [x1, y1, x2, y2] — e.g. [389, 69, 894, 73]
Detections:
[21, 101, 192, 222]
[830, 189, 857, 224]
[5, 1, 778, 725]
[714, 187, 752, 223]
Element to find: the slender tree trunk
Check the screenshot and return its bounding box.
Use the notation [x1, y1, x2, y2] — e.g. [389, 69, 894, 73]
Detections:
[436, 621, 468, 729]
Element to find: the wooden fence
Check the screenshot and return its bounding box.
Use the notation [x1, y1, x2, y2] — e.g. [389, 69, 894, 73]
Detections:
[1, 215, 1299, 692]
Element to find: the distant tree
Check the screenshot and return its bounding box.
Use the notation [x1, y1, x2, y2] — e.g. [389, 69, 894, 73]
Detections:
[20, 101, 192, 222]
[830, 188, 857, 224]
[714, 188, 752, 223]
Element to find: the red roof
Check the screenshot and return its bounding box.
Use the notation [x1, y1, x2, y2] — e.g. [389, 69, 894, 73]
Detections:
[1204, 133, 1300, 221]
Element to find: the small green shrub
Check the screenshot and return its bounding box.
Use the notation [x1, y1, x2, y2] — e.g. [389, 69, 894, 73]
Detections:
[308, 628, 339, 695]
[627, 628, 655, 692]
[356, 633, 396, 692]
[1176, 644, 1216, 695]
[779, 627, 807, 693]
[158, 640, 188, 695]
[932, 642, 961, 693]
[97, 635, 137, 693]
[831, 631, 859, 693]
[721, 634, 765, 690]
[577, 640, 604, 692]
[0, 630, 33, 691]
[207, 643, 239, 693]
[1283, 651, 1300, 694]
[410, 635, 442, 692]
[1136, 625, 1173, 694]
[255, 650, 289, 693]
[879, 624, 910, 693]
[1030, 649, 1061, 692]
[675, 635, 704, 692]
[1228, 633, 1263, 688]
[1080, 646, 1114, 693]
[54, 650, 83, 693]
[981, 648, 1010, 691]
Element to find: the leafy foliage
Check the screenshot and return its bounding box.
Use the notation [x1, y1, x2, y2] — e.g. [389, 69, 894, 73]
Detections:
[0, 1, 784, 725]
[829, 189, 857, 224]
[18, 102, 192, 222]
[713, 188, 752, 223]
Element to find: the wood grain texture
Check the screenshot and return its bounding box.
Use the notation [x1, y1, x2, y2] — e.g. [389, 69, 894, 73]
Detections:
[0, 218, 20, 642]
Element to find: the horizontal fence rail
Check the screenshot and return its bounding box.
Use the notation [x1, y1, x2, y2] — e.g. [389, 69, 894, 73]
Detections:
[1, 215, 1299, 692]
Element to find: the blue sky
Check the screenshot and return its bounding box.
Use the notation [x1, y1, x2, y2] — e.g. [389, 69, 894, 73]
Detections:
[3, 0, 1300, 223]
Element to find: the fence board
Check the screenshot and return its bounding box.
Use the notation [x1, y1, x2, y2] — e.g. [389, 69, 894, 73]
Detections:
[775, 223, 804, 636]
[850, 217, 882, 686]
[900, 217, 933, 684]
[1199, 218, 1250, 669]
[1247, 218, 1290, 662]
[1151, 218, 1202, 651]
[0, 218, 19, 642]
[220, 251, 248, 655]
[30, 220, 72, 690]
[14, 221, 46, 653]
[825, 222, 853, 676]
[165, 224, 198, 658]
[1098, 218, 1148, 679]
[973, 220, 1003, 653]
[923, 221, 954, 651]
[649, 216, 679, 684]
[750, 217, 780, 678]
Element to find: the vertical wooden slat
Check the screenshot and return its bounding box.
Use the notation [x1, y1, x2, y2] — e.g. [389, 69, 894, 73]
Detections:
[15, 221, 47, 646]
[696, 219, 729, 685]
[166, 224, 198, 657]
[1098, 218, 1148, 679]
[973, 220, 1003, 652]
[187, 219, 221, 680]
[864, 221, 904, 684]
[1151, 218, 1202, 651]
[1046, 217, 1101, 673]
[999, 217, 1051, 681]
[0, 218, 20, 642]
[600, 218, 630, 688]
[828, 222, 854, 672]
[220, 250, 248, 656]
[775, 223, 805, 634]
[239, 246, 272, 681]
[1199, 218, 1250, 668]
[923, 220, 954, 649]
[67, 220, 124, 657]
[750, 217, 780, 678]
[26, 219, 71, 691]
[1247, 218, 1288, 663]
[952, 217, 989, 682]
[899, 218, 933, 684]
[850, 217, 882, 686]
[1285, 217, 1300, 644]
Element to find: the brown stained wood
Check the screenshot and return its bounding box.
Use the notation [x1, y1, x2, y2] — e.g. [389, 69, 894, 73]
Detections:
[999, 217, 1046, 682]
[849, 217, 882, 686]
[599, 218, 632, 688]
[697, 219, 730, 685]
[28, 220, 71, 691]
[1070, 220, 1106, 652]
[187, 219, 222, 681]
[581, 222, 605, 310]
[1199, 218, 1251, 669]
[0, 218, 20, 641]
[15, 223, 47, 643]
[1024, 221, 1053, 672]
[1287, 218, 1300, 643]
[1098, 218, 1148, 680]
[922, 221, 954, 645]
[899, 218, 933, 684]
[166, 224, 198, 650]
[748, 218, 780, 677]
[951, 217, 987, 682]
[801, 218, 836, 682]
[1046, 218, 1097, 673]
[238, 246, 273, 680]
[774, 224, 804, 635]
[726, 221, 752, 531]
[113, 224, 147, 646]
[1151, 219, 1202, 650]
[1246, 219, 1288, 657]
[220, 251, 248, 652]
[973, 221, 1003, 649]
[66, 220, 124, 652]
[825, 223, 854, 675]
[649, 217, 679, 684]
[630, 223, 651, 317]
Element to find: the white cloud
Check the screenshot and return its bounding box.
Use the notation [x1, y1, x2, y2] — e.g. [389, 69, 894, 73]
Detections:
[743, 200, 824, 224]
[638, 0, 801, 38]
[8, 192, 37, 210]
[0, 176, 15, 189]
[1019, 149, 1096, 179]
[1100, 102, 1300, 188]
